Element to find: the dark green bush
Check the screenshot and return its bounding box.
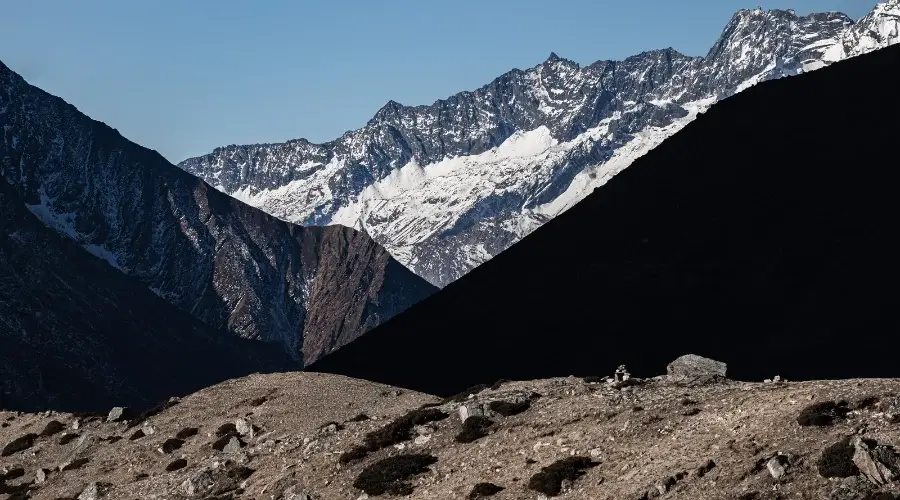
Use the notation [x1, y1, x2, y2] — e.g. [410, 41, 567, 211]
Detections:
[353, 453, 438, 496]
[527, 457, 598, 496]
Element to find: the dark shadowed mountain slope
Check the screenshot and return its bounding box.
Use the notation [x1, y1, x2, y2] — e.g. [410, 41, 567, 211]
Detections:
[0, 61, 436, 366]
[0, 175, 298, 413]
[311, 44, 900, 396]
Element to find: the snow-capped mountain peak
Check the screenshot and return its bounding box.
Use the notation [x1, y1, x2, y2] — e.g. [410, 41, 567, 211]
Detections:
[180, 2, 899, 288]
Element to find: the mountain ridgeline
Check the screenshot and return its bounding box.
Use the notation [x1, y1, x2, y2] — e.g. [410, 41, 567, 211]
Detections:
[310, 44, 900, 396]
[180, 1, 900, 287]
[0, 174, 298, 412]
[0, 60, 437, 371]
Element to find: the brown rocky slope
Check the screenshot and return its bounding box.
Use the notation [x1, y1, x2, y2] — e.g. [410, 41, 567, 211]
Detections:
[2, 356, 900, 500]
[0, 59, 437, 367]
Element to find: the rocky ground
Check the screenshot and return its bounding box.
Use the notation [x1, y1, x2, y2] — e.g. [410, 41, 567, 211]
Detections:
[2, 357, 900, 500]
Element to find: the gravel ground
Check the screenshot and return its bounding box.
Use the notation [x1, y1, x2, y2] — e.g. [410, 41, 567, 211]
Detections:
[3, 368, 900, 500]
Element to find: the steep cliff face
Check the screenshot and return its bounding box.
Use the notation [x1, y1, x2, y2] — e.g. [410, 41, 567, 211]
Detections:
[0, 61, 436, 366]
[180, 2, 899, 287]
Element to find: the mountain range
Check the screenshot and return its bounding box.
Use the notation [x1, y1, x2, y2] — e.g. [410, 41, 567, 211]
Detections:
[0, 58, 436, 387]
[180, 0, 900, 287]
[310, 42, 900, 396]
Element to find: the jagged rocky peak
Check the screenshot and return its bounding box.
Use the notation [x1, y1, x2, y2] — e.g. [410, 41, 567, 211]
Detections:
[0, 60, 436, 367]
[179, 1, 899, 289]
[370, 99, 405, 123]
[827, 0, 900, 59]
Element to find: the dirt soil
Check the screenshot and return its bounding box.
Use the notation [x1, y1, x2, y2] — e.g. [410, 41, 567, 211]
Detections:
[3, 369, 900, 500]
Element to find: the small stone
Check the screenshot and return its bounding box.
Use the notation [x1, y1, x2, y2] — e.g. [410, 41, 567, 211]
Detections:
[773, 375, 782, 382]
[235, 418, 254, 438]
[414, 435, 432, 445]
[106, 407, 127, 423]
[142, 423, 156, 436]
[78, 481, 112, 500]
[589, 448, 602, 458]
[282, 485, 314, 500]
[223, 436, 243, 454]
[319, 422, 341, 435]
[36, 467, 50, 484]
[767, 456, 788, 479]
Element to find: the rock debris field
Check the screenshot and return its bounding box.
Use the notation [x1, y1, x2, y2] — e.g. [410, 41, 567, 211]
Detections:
[2, 356, 900, 500]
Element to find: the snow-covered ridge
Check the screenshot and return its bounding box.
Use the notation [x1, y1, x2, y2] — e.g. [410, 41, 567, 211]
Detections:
[180, 1, 900, 287]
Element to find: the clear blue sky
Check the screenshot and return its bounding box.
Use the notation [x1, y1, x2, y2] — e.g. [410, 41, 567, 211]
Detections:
[2, 0, 870, 163]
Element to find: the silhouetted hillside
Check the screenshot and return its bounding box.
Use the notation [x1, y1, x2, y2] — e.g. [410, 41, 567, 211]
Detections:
[311, 44, 900, 396]
[0, 176, 298, 413]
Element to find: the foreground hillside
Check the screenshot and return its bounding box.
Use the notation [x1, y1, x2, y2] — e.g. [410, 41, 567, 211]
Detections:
[309, 43, 900, 396]
[0, 61, 436, 367]
[2, 358, 900, 499]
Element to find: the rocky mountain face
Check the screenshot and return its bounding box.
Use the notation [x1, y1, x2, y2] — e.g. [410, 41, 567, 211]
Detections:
[0, 61, 436, 367]
[180, 1, 900, 287]
[310, 43, 900, 397]
[4, 359, 900, 499]
[0, 174, 298, 413]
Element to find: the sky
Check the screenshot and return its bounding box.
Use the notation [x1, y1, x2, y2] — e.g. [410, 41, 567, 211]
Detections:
[2, 0, 871, 163]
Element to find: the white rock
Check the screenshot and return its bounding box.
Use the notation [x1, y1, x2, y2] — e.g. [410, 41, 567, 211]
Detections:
[458, 403, 485, 423]
[766, 456, 787, 479]
[235, 418, 253, 438]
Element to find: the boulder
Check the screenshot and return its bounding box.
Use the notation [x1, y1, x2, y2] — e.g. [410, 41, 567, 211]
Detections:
[40, 420, 67, 437]
[851, 436, 900, 486]
[458, 403, 486, 423]
[666, 355, 727, 384]
[106, 407, 127, 423]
